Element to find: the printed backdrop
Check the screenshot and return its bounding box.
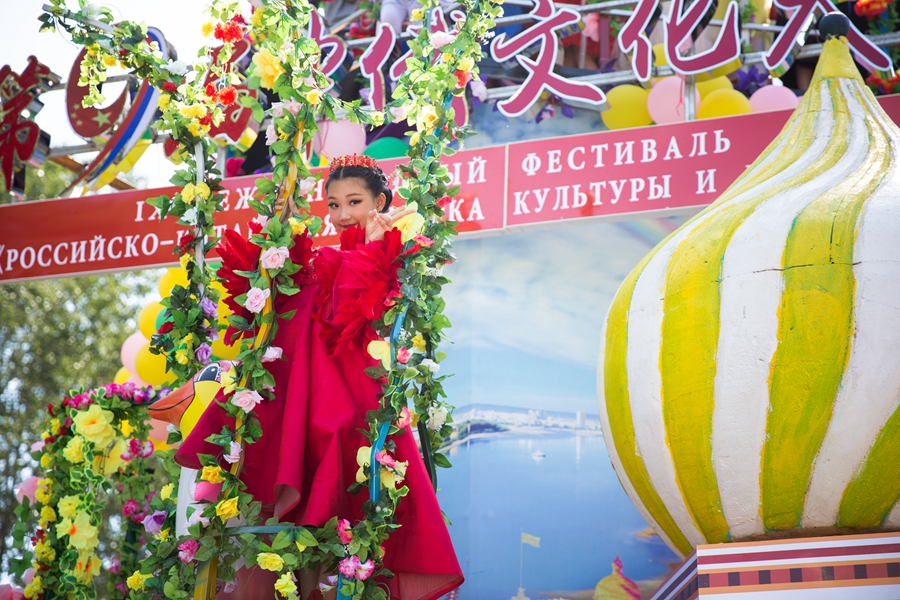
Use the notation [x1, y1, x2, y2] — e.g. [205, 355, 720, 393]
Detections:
[436, 217, 687, 599]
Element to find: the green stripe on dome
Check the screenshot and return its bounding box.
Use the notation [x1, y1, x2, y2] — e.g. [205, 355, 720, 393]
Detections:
[763, 81, 889, 532]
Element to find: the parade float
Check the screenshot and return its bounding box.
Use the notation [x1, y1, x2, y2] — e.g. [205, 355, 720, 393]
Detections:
[4, 0, 900, 595]
[599, 13, 900, 598]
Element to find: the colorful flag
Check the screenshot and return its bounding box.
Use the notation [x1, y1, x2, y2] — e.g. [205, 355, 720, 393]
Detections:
[521, 532, 540, 548]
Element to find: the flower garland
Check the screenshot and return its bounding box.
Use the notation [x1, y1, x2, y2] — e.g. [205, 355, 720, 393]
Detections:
[40, 0, 501, 596]
[10, 383, 161, 600]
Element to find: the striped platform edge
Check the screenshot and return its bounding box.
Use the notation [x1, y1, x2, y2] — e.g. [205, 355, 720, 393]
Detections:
[651, 532, 900, 600]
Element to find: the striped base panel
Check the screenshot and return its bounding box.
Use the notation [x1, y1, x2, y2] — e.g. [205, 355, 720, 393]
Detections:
[651, 533, 900, 600]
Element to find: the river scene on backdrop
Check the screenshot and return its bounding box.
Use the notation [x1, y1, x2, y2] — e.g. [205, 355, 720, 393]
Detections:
[435, 220, 685, 599]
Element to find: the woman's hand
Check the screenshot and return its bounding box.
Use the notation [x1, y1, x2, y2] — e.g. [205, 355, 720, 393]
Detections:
[273, 196, 299, 222]
[365, 205, 416, 242]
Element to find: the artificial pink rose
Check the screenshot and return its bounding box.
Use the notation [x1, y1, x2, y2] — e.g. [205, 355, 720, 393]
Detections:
[389, 105, 407, 121]
[253, 214, 270, 228]
[469, 77, 487, 101]
[265, 122, 277, 146]
[338, 556, 360, 578]
[223, 441, 242, 464]
[187, 510, 210, 528]
[30, 440, 45, 452]
[15, 476, 40, 504]
[397, 406, 411, 429]
[261, 346, 283, 363]
[231, 389, 263, 413]
[396, 347, 410, 364]
[413, 234, 434, 247]
[243, 287, 271, 314]
[271, 102, 285, 118]
[374, 451, 396, 469]
[178, 539, 199, 563]
[194, 481, 223, 502]
[356, 559, 375, 581]
[260, 247, 290, 271]
[282, 99, 303, 115]
[430, 30, 456, 49]
[0, 584, 25, 600]
[298, 176, 317, 197]
[337, 519, 353, 545]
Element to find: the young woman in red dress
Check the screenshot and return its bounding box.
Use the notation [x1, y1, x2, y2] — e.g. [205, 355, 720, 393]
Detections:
[174, 155, 464, 600]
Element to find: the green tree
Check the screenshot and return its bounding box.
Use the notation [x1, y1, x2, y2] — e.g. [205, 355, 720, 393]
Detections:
[0, 160, 159, 575]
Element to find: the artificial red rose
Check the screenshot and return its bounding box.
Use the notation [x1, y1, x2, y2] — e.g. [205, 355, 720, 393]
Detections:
[230, 14, 247, 25]
[198, 114, 212, 127]
[453, 70, 470, 88]
[214, 20, 243, 44]
[157, 321, 175, 335]
[162, 81, 178, 92]
[178, 233, 196, 252]
[205, 83, 217, 97]
[217, 85, 238, 106]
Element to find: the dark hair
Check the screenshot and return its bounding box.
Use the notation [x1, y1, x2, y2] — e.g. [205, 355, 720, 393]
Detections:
[325, 165, 393, 213]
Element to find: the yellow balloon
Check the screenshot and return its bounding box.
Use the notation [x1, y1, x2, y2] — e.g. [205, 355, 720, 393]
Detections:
[114, 366, 131, 384]
[211, 337, 241, 361]
[696, 76, 733, 100]
[158, 267, 190, 298]
[138, 301, 165, 339]
[602, 85, 652, 130]
[697, 88, 753, 120]
[652, 43, 667, 68]
[135, 343, 173, 386]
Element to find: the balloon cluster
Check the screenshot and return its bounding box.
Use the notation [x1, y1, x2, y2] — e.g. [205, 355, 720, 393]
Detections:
[116, 268, 237, 388]
[600, 46, 801, 130]
[311, 119, 410, 163]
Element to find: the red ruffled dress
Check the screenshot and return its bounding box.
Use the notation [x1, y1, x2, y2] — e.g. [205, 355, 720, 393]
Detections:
[175, 226, 463, 600]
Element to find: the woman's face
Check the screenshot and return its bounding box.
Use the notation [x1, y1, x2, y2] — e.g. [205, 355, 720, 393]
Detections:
[326, 178, 385, 234]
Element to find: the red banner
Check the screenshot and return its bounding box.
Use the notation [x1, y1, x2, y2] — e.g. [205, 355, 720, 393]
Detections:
[3, 94, 899, 284]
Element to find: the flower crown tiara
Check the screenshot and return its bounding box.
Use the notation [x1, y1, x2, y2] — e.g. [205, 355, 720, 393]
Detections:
[329, 154, 380, 174]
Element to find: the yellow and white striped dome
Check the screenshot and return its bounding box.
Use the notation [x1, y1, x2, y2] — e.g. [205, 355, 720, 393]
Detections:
[598, 37, 900, 558]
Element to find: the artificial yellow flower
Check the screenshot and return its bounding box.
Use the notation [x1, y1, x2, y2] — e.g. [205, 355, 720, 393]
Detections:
[216, 497, 240, 521]
[442, 52, 453, 63]
[201, 21, 215, 37]
[56, 511, 99, 551]
[412, 334, 427, 353]
[95, 438, 128, 475]
[179, 254, 192, 270]
[410, 131, 421, 145]
[50, 418, 61, 435]
[182, 333, 195, 348]
[367, 340, 391, 370]
[40, 505, 56, 523]
[251, 9, 263, 27]
[305, 89, 322, 105]
[371, 111, 385, 127]
[160, 483, 175, 501]
[158, 93, 170, 110]
[418, 105, 439, 131]
[221, 367, 237, 394]
[381, 467, 396, 488]
[102, 54, 117, 67]
[126, 571, 151, 591]
[175, 349, 190, 365]
[182, 182, 197, 204]
[188, 120, 205, 138]
[41, 431, 50, 441]
[24, 576, 43, 599]
[195, 182, 211, 200]
[179, 103, 207, 119]
[393, 202, 426, 243]
[256, 552, 285, 571]
[295, 541, 307, 553]
[119, 419, 136, 437]
[40, 454, 53, 469]
[274, 572, 297, 596]
[355, 445, 372, 484]
[251, 48, 285, 89]
[34, 540, 55, 563]
[63, 435, 86, 464]
[73, 404, 116, 448]
[289, 217, 307, 236]
[410, 8, 425, 20]
[158, 527, 170, 542]
[35, 478, 52, 505]
[59, 495, 79, 519]
[201, 465, 225, 484]
[458, 56, 475, 72]
[74, 550, 101, 584]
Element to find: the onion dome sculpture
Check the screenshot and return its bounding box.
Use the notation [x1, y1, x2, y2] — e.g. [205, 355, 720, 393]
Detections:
[598, 18, 900, 558]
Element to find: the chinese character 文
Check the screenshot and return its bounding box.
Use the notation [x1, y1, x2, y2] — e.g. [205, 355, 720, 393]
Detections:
[490, 0, 605, 117]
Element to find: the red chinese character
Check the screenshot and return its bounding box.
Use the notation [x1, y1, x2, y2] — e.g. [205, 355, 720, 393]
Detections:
[360, 22, 397, 111]
[617, 0, 660, 82]
[490, 0, 605, 117]
[662, 0, 741, 75]
[309, 11, 349, 89]
[766, 0, 892, 74]
[0, 56, 52, 193]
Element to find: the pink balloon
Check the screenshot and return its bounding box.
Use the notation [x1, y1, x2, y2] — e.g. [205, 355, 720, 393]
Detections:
[127, 372, 148, 387]
[313, 120, 367, 160]
[149, 418, 170, 443]
[121, 332, 148, 375]
[648, 77, 701, 124]
[15, 476, 40, 504]
[749, 85, 800, 113]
